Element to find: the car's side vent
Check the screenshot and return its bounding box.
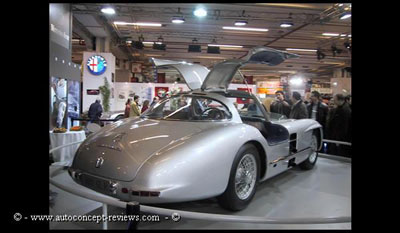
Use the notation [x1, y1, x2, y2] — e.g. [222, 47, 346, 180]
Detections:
[289, 133, 297, 154]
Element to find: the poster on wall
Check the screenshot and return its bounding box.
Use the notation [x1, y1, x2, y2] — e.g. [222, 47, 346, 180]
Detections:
[67, 80, 80, 128]
[155, 87, 169, 98]
[50, 77, 68, 129]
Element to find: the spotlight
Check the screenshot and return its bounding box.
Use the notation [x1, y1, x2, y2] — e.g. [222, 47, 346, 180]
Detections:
[235, 20, 248, 26]
[280, 22, 294, 28]
[340, 13, 351, 20]
[280, 13, 294, 28]
[101, 7, 115, 15]
[172, 8, 185, 24]
[194, 7, 207, 17]
[172, 16, 185, 24]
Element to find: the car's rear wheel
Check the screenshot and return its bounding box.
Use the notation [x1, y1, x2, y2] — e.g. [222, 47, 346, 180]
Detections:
[299, 133, 319, 170]
[217, 143, 260, 211]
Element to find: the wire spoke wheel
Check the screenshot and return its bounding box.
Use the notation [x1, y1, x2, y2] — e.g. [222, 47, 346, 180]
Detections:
[234, 154, 257, 200]
[309, 135, 318, 163]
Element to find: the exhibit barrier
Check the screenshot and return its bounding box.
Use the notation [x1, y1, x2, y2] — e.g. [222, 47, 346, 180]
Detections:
[49, 141, 352, 230]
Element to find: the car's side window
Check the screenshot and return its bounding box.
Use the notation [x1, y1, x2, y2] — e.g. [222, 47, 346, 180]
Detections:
[229, 97, 264, 119]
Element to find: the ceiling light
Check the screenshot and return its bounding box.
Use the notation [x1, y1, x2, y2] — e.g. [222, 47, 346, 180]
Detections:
[194, 7, 207, 17]
[172, 16, 185, 24]
[322, 33, 340, 36]
[114, 21, 162, 27]
[340, 34, 347, 37]
[223, 26, 268, 32]
[208, 44, 243, 48]
[340, 13, 351, 20]
[280, 22, 293, 28]
[234, 20, 248, 26]
[286, 48, 317, 52]
[101, 7, 115, 15]
[338, 4, 344, 7]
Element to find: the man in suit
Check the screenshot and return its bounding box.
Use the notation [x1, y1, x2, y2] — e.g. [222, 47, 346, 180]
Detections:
[130, 95, 141, 117]
[289, 92, 308, 119]
[326, 94, 352, 157]
[307, 91, 329, 132]
[270, 91, 291, 118]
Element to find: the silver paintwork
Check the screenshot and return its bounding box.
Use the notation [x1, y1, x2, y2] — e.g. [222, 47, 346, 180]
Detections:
[70, 46, 322, 204]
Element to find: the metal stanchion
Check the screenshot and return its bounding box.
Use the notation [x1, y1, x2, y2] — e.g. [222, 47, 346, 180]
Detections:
[126, 201, 140, 230]
[103, 203, 108, 230]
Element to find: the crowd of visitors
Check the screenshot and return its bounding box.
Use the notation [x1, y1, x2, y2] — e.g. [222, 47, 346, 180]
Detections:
[269, 91, 352, 157]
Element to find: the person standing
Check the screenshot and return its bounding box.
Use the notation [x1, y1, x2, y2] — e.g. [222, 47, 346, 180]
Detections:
[307, 91, 329, 131]
[270, 91, 291, 118]
[326, 94, 352, 157]
[130, 95, 141, 117]
[124, 99, 131, 118]
[88, 99, 103, 124]
[150, 96, 160, 107]
[289, 92, 308, 119]
[345, 94, 352, 110]
[141, 100, 150, 113]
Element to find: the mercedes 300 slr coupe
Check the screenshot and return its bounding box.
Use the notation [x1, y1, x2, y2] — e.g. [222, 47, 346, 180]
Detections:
[69, 47, 323, 211]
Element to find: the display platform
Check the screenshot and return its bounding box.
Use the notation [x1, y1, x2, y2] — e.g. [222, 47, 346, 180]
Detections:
[49, 157, 351, 230]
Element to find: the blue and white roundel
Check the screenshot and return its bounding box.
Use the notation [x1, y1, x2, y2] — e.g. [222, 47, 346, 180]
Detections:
[87, 55, 107, 75]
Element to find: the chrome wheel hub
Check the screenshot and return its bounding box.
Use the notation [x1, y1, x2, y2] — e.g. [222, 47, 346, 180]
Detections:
[235, 154, 257, 200]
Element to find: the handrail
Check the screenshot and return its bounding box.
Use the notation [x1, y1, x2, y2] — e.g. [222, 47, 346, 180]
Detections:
[322, 139, 351, 146]
[49, 142, 351, 228]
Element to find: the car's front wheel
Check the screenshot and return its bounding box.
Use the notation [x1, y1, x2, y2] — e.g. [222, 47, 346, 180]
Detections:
[299, 133, 319, 170]
[217, 143, 260, 211]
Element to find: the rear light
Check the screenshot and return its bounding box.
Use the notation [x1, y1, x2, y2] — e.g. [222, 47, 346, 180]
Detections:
[121, 188, 128, 194]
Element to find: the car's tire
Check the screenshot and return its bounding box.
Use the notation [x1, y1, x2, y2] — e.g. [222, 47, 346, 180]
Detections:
[217, 143, 260, 211]
[299, 133, 319, 170]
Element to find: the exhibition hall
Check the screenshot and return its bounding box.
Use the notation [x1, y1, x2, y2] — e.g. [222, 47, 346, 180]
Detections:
[49, 3, 352, 230]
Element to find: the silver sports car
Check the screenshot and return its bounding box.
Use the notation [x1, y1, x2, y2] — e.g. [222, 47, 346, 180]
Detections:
[69, 47, 323, 211]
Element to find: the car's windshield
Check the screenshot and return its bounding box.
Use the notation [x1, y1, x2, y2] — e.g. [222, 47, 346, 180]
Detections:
[143, 95, 232, 121]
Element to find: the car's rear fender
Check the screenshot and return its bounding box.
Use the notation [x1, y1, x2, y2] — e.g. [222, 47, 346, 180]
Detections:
[131, 122, 268, 201]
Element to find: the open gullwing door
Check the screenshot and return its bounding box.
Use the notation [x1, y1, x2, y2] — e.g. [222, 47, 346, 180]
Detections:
[152, 58, 209, 90]
[200, 46, 299, 92]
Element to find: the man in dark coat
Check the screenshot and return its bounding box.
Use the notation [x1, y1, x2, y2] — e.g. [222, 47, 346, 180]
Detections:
[307, 91, 329, 132]
[326, 94, 352, 157]
[289, 92, 308, 119]
[88, 99, 103, 124]
[270, 91, 291, 118]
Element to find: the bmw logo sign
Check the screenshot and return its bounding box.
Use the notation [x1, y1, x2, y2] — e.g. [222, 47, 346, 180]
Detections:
[87, 55, 107, 75]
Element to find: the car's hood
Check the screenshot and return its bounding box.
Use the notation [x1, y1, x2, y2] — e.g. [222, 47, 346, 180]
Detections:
[71, 118, 214, 182]
[201, 46, 299, 92]
[152, 58, 209, 90]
